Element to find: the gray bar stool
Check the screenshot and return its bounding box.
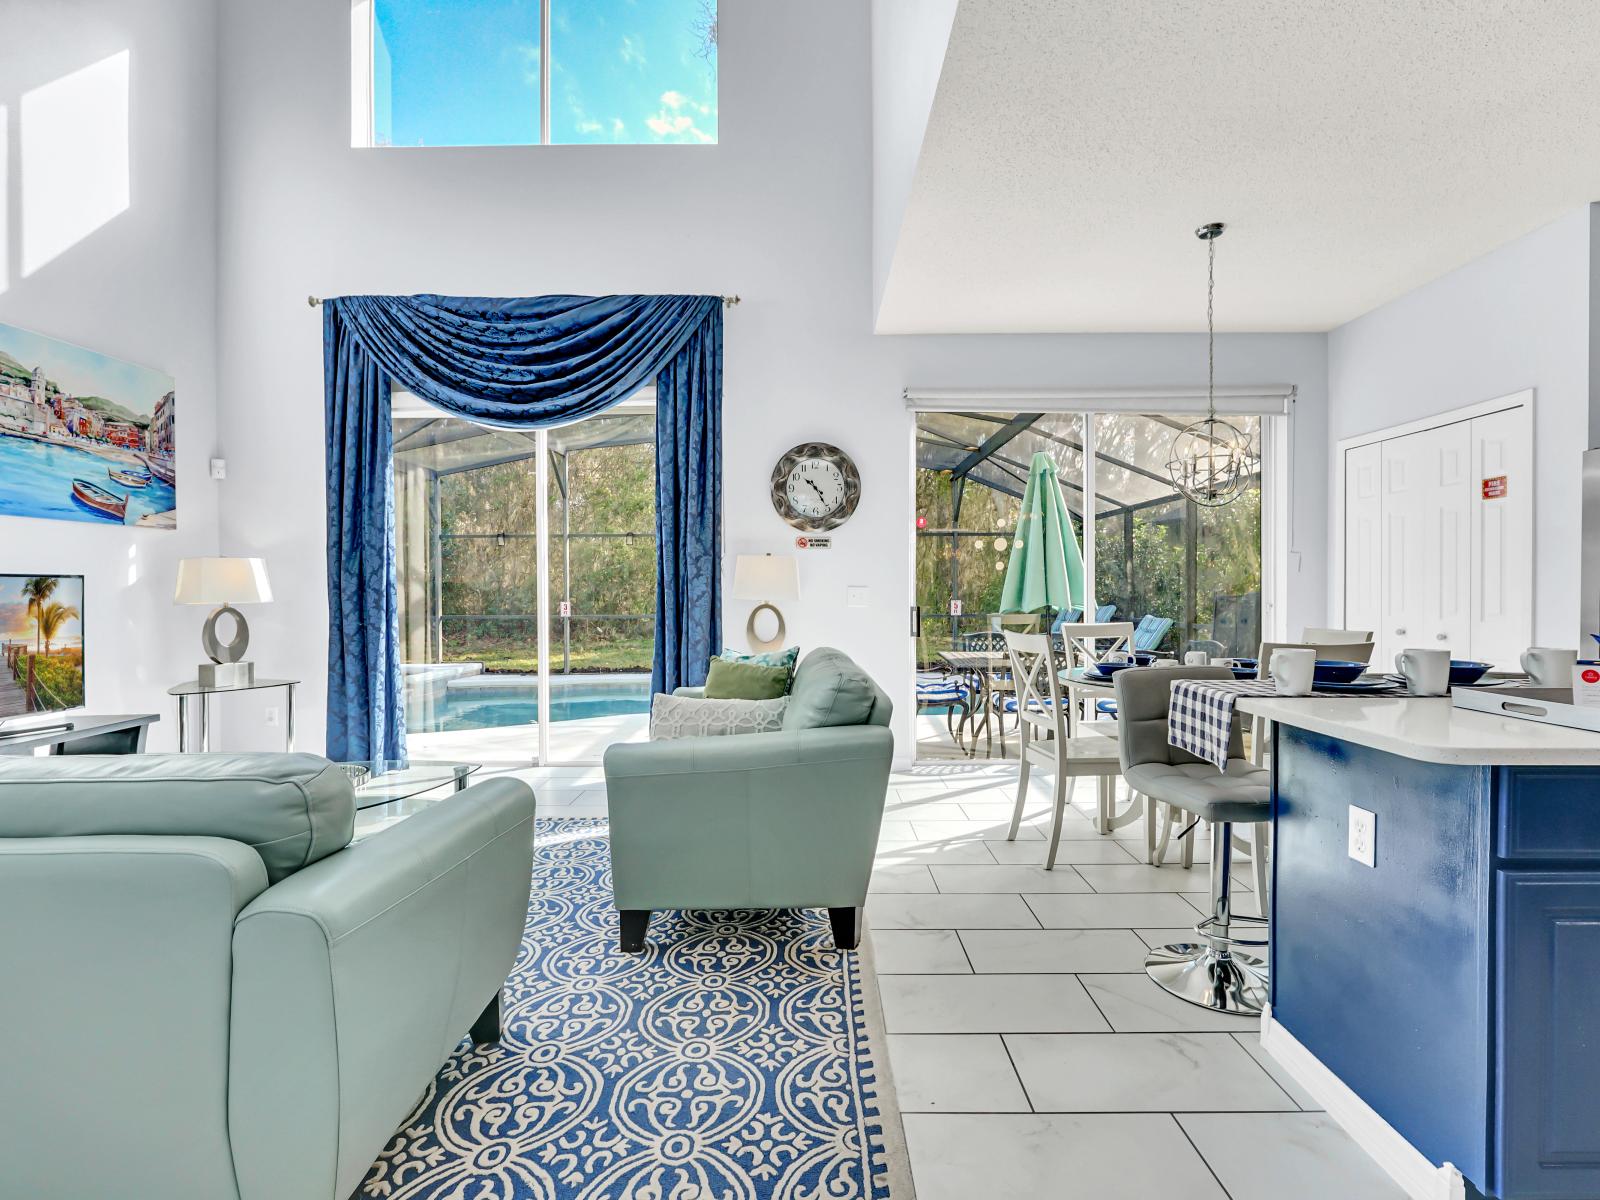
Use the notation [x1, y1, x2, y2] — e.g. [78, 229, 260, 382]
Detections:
[1113, 665, 1270, 1015]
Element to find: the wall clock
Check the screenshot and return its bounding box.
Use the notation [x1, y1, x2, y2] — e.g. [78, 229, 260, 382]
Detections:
[770, 442, 861, 532]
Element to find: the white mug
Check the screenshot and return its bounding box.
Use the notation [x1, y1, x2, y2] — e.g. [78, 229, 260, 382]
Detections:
[1395, 648, 1450, 696]
[1270, 647, 1316, 696]
[1522, 646, 1577, 687]
[1183, 650, 1209, 666]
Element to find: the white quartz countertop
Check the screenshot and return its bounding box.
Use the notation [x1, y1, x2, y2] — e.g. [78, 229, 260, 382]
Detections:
[1236, 695, 1600, 766]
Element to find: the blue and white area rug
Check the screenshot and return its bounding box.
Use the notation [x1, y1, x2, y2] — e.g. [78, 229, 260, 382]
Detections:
[361, 817, 890, 1199]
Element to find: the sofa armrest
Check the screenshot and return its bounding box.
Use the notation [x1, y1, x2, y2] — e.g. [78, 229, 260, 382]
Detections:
[0, 836, 268, 1200]
[604, 726, 892, 911]
[228, 777, 536, 1200]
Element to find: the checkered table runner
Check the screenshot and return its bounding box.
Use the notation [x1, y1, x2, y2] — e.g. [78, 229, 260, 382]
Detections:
[1167, 679, 1279, 771]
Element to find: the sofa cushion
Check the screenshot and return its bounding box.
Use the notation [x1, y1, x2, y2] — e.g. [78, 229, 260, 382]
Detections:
[783, 647, 878, 731]
[0, 753, 354, 883]
[649, 694, 789, 740]
[704, 658, 789, 700]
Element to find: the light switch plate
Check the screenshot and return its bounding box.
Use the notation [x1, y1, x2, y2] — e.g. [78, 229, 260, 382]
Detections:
[1348, 805, 1376, 867]
[846, 586, 868, 608]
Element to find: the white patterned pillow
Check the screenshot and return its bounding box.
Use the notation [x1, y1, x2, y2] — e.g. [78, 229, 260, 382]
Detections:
[649, 694, 789, 740]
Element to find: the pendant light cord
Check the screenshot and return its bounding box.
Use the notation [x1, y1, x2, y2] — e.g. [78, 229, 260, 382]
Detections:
[1206, 234, 1216, 423]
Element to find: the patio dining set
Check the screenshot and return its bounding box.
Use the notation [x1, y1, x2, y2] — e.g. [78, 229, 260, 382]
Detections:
[919, 610, 1175, 757]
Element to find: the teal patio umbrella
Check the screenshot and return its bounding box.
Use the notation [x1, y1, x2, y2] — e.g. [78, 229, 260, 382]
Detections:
[999, 452, 1085, 616]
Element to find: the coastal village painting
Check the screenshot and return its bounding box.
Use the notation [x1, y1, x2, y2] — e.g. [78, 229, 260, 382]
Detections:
[0, 320, 175, 528]
[0, 575, 85, 716]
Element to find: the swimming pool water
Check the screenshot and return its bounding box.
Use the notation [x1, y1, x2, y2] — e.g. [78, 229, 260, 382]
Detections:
[407, 678, 651, 733]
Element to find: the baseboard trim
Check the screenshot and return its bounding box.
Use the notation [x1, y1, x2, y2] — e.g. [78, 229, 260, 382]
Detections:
[1260, 1006, 1467, 1200]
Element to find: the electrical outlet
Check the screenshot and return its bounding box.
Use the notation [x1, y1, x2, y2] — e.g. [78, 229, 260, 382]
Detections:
[1348, 805, 1376, 867]
[846, 586, 869, 608]
[264, 706, 281, 728]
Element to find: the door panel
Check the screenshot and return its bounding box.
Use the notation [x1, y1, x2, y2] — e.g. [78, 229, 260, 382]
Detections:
[1471, 408, 1533, 669]
[1495, 872, 1600, 1198]
[1344, 442, 1383, 651]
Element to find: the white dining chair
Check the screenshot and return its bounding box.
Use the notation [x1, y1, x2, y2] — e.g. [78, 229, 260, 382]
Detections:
[1302, 627, 1374, 645]
[1002, 631, 1125, 868]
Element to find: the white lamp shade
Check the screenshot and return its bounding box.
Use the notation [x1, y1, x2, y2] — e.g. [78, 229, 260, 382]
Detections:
[732, 554, 799, 601]
[175, 557, 273, 605]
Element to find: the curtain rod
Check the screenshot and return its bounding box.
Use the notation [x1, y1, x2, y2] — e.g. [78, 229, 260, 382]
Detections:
[307, 294, 741, 308]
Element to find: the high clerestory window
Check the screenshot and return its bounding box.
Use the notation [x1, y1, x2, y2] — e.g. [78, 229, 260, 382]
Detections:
[353, 0, 718, 147]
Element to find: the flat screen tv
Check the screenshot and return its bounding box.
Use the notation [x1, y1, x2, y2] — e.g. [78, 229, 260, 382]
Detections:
[0, 574, 85, 726]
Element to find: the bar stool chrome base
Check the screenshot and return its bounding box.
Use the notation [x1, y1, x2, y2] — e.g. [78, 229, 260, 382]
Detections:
[1145, 942, 1268, 1015]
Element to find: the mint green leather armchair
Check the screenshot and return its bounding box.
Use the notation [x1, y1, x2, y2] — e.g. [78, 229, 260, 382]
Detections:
[0, 752, 536, 1200]
[605, 647, 893, 952]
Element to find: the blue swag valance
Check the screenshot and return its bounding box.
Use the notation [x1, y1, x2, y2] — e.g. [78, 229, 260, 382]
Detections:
[324, 293, 723, 763]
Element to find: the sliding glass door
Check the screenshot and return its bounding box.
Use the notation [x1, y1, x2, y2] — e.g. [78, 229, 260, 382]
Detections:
[392, 393, 655, 763]
[913, 406, 1269, 759]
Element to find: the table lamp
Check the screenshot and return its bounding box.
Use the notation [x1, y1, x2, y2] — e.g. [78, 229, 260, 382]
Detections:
[175, 557, 273, 688]
[732, 553, 799, 652]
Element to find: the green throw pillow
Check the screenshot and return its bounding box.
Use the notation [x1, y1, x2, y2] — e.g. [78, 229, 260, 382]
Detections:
[704, 658, 790, 700]
[719, 645, 800, 691]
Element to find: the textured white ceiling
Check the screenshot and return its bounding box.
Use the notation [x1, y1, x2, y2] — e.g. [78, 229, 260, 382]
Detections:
[876, 0, 1600, 333]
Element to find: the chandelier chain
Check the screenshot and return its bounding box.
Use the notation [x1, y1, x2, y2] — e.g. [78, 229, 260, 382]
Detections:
[1207, 234, 1216, 420]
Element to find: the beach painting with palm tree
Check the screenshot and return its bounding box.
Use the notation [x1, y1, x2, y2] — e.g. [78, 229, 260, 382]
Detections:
[0, 574, 85, 714]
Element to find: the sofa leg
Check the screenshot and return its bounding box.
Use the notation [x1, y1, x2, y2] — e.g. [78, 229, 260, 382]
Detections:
[469, 989, 502, 1044]
[829, 906, 862, 951]
[619, 909, 651, 953]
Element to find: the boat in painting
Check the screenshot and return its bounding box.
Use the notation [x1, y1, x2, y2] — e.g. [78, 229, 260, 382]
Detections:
[145, 455, 176, 486]
[71, 478, 127, 521]
[109, 467, 150, 488]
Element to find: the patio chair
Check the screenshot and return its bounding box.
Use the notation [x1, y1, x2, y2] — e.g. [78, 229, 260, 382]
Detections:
[1131, 614, 1175, 654]
[916, 669, 972, 754]
[1096, 603, 1118, 622]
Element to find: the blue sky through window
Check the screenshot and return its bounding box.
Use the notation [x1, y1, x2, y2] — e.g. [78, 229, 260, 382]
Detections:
[372, 0, 717, 147]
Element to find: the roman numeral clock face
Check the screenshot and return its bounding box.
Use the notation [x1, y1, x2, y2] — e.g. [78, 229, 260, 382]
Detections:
[769, 442, 861, 532]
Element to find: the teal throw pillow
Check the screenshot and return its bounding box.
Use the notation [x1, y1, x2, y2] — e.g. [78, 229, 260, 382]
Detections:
[704, 658, 790, 701]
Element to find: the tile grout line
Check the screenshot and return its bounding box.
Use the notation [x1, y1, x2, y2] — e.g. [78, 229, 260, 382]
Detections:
[1227, 1031, 1306, 1112]
[1170, 1111, 1237, 1200]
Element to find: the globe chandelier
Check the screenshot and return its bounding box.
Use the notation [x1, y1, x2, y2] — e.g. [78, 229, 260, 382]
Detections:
[1167, 222, 1258, 507]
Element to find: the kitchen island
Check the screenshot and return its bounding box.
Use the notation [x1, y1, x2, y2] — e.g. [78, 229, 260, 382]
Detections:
[1236, 694, 1600, 1200]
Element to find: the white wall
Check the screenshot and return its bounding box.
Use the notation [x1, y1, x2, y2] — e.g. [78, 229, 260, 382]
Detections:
[0, 0, 220, 751]
[216, 0, 1328, 761]
[1328, 205, 1593, 646]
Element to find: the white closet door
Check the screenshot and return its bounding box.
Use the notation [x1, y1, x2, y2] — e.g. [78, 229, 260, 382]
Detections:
[1469, 408, 1533, 668]
[1380, 422, 1472, 664]
[1343, 441, 1383, 648]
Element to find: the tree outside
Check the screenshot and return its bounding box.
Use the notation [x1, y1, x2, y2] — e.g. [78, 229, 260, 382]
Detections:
[433, 441, 656, 674]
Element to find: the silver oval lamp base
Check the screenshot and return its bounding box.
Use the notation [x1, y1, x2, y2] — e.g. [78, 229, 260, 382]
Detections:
[1144, 943, 1269, 1015]
[746, 602, 786, 653]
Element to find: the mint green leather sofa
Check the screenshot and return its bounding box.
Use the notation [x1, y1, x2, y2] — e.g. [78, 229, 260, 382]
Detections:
[605, 647, 893, 952]
[0, 752, 536, 1200]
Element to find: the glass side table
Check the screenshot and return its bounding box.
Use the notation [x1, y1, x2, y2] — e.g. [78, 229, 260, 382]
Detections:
[168, 677, 299, 753]
[339, 759, 482, 810]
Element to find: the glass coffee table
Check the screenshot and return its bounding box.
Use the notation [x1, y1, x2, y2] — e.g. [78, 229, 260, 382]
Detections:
[339, 759, 481, 810]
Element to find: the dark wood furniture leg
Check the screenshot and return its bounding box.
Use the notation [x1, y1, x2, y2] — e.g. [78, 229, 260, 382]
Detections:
[619, 909, 651, 953]
[829, 906, 862, 950]
[469, 989, 502, 1043]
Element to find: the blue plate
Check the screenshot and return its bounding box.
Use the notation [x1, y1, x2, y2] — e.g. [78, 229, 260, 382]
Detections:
[1313, 678, 1395, 693]
[1230, 666, 1258, 680]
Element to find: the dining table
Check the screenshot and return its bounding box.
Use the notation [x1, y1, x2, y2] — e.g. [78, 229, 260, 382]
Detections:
[937, 649, 1012, 756]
